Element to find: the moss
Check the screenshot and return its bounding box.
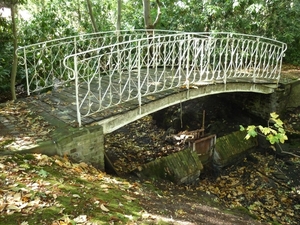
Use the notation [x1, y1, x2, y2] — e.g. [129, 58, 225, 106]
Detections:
[229, 206, 259, 220]
[215, 130, 258, 167]
[139, 149, 202, 184]
[23, 154, 36, 160]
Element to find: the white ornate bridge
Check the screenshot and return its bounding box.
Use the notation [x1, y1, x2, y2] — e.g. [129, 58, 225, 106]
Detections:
[18, 30, 287, 130]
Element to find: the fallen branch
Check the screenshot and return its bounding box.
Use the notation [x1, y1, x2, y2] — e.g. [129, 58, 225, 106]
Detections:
[270, 144, 300, 158]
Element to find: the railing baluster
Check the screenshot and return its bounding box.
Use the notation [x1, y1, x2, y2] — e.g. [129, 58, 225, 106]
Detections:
[74, 54, 81, 127]
[23, 48, 30, 96]
[137, 40, 142, 108]
[185, 34, 190, 89]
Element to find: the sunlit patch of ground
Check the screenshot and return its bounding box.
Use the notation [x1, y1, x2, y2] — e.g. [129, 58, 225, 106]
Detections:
[0, 101, 55, 151]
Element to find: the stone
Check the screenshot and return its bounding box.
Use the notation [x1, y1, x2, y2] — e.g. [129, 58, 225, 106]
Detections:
[213, 130, 258, 169]
[54, 125, 105, 170]
[137, 148, 203, 184]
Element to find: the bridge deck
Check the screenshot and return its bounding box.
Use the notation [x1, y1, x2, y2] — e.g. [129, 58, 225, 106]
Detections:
[19, 68, 277, 129]
[0, 68, 278, 153]
[21, 74, 183, 127]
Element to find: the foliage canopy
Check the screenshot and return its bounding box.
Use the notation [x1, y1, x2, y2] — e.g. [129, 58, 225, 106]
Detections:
[1, 0, 300, 97]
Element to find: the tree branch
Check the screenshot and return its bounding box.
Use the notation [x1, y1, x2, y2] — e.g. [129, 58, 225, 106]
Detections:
[86, 0, 98, 33]
[153, 0, 161, 27]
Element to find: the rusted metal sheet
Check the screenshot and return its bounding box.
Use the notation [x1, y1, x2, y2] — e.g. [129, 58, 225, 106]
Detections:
[189, 134, 216, 165]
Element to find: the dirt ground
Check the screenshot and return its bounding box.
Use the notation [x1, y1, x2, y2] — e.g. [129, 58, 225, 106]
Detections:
[132, 175, 266, 225]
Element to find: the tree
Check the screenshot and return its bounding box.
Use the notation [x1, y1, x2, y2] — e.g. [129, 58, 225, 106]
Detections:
[116, 0, 121, 32]
[86, 0, 98, 33]
[10, 1, 19, 100]
[142, 0, 161, 29]
[0, 0, 21, 100]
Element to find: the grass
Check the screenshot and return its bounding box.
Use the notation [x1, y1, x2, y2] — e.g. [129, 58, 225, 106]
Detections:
[0, 154, 147, 225]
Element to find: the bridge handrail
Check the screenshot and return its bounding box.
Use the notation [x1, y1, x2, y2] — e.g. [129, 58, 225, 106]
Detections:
[61, 31, 287, 126]
[18, 29, 182, 95]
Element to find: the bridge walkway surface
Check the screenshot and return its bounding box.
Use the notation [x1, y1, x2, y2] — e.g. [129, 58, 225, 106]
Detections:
[21, 68, 277, 129]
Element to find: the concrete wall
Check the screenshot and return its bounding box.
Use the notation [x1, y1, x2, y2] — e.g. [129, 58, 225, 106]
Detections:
[138, 148, 203, 184]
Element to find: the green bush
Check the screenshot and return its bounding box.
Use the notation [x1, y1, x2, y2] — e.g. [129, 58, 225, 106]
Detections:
[0, 16, 13, 93]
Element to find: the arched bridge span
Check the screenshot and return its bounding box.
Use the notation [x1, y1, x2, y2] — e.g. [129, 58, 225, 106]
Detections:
[18, 30, 287, 130]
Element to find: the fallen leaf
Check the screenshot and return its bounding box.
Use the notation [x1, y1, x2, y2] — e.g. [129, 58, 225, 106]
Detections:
[73, 215, 87, 223]
[100, 204, 109, 212]
[0, 201, 7, 212]
[146, 96, 156, 100]
[72, 194, 81, 198]
[54, 159, 64, 167]
[20, 222, 29, 225]
[122, 195, 136, 201]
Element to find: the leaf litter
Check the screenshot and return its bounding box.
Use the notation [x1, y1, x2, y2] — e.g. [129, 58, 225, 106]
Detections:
[0, 101, 55, 151]
[0, 154, 150, 224]
[1, 92, 300, 224]
[105, 115, 300, 224]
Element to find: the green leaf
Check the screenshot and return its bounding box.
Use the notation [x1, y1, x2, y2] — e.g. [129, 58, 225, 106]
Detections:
[278, 127, 285, 133]
[278, 133, 288, 143]
[267, 134, 278, 144]
[239, 125, 245, 131]
[258, 126, 271, 135]
[245, 134, 251, 140]
[270, 112, 279, 119]
[272, 118, 284, 128]
[38, 169, 49, 178]
[246, 125, 257, 137]
[269, 128, 277, 135]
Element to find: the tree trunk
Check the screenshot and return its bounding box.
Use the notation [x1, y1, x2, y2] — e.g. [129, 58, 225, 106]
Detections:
[10, 3, 18, 100]
[142, 0, 161, 29]
[77, 0, 82, 23]
[86, 0, 98, 33]
[142, 0, 152, 29]
[116, 0, 122, 33]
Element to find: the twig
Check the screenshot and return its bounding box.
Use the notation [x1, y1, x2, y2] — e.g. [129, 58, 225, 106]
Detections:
[258, 133, 300, 158]
[280, 150, 300, 158]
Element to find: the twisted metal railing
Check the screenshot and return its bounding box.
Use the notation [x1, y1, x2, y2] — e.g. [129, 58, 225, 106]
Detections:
[18, 29, 178, 95]
[18, 30, 287, 126]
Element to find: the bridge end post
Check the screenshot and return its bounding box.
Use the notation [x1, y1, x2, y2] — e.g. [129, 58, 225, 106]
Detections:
[21, 48, 30, 96]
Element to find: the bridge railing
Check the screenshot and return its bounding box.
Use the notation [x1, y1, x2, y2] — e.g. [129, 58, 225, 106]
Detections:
[18, 29, 179, 95]
[62, 31, 287, 126]
[182, 32, 287, 83]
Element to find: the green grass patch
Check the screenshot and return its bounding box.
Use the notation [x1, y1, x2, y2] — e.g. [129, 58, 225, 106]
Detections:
[0, 154, 146, 225]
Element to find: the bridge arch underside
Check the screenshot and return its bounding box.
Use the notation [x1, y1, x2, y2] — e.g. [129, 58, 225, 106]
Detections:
[97, 82, 276, 134]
